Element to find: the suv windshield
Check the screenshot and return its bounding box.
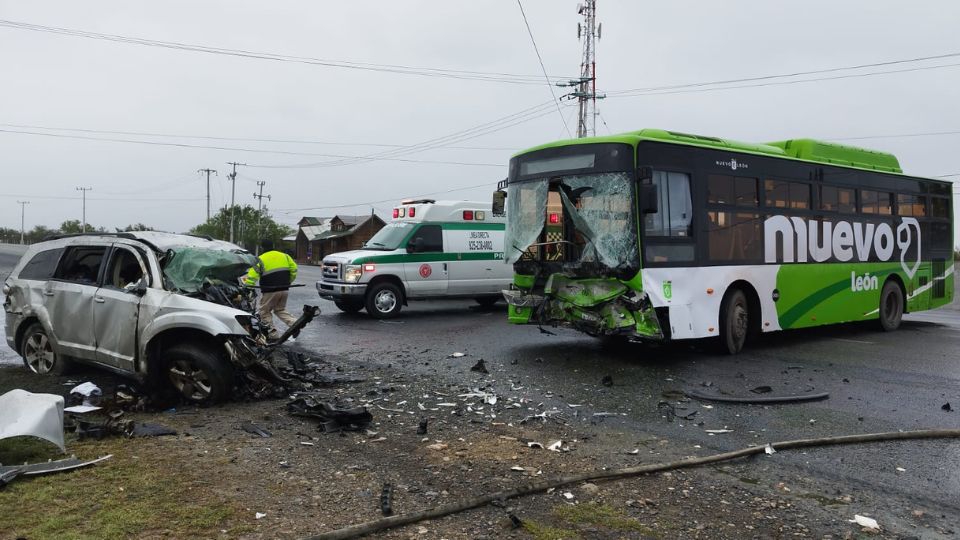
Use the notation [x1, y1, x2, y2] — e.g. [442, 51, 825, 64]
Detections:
[363, 222, 414, 250]
[162, 247, 258, 292]
[505, 172, 637, 272]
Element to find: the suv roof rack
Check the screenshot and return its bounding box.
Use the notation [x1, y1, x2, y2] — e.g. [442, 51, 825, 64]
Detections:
[45, 232, 139, 241]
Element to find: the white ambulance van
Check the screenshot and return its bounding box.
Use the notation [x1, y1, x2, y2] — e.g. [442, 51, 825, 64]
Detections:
[315, 199, 511, 318]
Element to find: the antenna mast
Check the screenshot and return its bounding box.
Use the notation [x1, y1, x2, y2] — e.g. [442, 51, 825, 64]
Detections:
[559, 1, 604, 138]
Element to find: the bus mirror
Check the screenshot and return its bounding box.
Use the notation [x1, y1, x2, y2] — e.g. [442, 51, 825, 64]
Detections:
[639, 184, 658, 214]
[492, 190, 506, 215]
[638, 166, 654, 182]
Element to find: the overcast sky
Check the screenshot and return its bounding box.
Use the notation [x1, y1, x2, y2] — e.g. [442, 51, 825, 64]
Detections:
[2, 1, 958, 239]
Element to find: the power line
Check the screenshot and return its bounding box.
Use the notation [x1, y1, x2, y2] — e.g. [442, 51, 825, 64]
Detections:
[0, 122, 516, 150]
[828, 130, 960, 142]
[516, 0, 571, 138]
[0, 19, 573, 85]
[0, 193, 204, 202]
[606, 51, 960, 97]
[0, 128, 503, 167]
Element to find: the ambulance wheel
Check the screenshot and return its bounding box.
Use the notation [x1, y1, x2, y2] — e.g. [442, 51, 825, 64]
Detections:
[475, 297, 499, 308]
[334, 300, 363, 314]
[366, 282, 403, 319]
[719, 288, 748, 355]
[878, 280, 903, 332]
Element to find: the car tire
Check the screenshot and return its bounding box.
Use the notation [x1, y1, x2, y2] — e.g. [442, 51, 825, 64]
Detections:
[878, 280, 904, 332]
[163, 343, 233, 404]
[719, 289, 749, 355]
[475, 297, 499, 308]
[334, 300, 364, 314]
[365, 282, 403, 319]
[20, 322, 71, 376]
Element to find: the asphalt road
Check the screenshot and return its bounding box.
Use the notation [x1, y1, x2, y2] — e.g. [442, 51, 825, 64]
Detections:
[3, 243, 959, 534]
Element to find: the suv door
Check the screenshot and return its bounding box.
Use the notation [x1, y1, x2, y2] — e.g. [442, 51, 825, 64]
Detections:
[403, 224, 448, 297]
[43, 245, 109, 361]
[93, 245, 147, 371]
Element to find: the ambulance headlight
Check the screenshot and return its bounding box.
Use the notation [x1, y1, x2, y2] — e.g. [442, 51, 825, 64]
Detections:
[344, 265, 363, 283]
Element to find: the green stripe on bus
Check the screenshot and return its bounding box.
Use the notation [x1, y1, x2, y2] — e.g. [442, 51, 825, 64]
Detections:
[778, 266, 899, 328]
[353, 252, 505, 264]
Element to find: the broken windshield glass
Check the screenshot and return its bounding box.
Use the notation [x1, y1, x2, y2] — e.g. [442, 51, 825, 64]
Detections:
[506, 172, 637, 271]
[505, 181, 549, 264]
[162, 247, 258, 293]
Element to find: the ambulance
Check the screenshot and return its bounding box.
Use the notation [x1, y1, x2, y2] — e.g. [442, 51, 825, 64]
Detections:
[315, 199, 511, 318]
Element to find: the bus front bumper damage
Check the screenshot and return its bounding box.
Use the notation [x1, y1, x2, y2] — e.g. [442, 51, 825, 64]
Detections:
[502, 274, 663, 340]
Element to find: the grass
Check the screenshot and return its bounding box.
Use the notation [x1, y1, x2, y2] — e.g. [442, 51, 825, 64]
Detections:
[523, 520, 581, 540]
[0, 437, 241, 539]
[553, 502, 658, 537]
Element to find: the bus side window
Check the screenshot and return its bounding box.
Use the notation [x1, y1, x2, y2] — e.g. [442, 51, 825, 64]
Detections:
[646, 171, 692, 237]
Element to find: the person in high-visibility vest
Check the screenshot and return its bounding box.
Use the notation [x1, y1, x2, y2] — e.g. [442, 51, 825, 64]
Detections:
[244, 239, 298, 340]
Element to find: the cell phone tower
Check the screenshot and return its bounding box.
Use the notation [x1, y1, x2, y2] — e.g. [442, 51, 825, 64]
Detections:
[558, 1, 604, 138]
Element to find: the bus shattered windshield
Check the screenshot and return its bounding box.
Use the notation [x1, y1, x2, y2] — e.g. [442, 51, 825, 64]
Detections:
[505, 172, 638, 276]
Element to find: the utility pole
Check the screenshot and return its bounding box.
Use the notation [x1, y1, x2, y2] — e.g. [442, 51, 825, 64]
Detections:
[75, 187, 92, 233]
[197, 168, 217, 222]
[226, 162, 246, 243]
[557, 0, 604, 138]
[16, 200, 29, 244]
[253, 180, 271, 254]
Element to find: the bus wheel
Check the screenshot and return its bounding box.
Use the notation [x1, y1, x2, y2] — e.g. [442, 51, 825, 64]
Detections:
[878, 280, 904, 332]
[719, 289, 749, 355]
[366, 282, 403, 319]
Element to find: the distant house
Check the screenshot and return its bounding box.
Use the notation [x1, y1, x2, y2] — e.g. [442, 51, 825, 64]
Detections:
[294, 214, 386, 263]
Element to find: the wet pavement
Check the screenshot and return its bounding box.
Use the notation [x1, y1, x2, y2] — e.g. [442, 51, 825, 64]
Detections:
[3, 244, 960, 534]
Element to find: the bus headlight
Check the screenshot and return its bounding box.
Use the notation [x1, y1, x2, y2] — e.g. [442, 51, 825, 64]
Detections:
[344, 265, 363, 283]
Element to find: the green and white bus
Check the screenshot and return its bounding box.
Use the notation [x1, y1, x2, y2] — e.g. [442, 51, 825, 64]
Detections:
[494, 129, 954, 353]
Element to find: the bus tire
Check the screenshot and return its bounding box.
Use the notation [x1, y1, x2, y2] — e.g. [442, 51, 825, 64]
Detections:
[719, 289, 749, 355]
[878, 280, 904, 332]
[365, 282, 403, 319]
[334, 300, 363, 314]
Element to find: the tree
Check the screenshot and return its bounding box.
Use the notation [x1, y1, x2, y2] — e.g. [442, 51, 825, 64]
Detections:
[59, 220, 85, 234]
[117, 223, 153, 232]
[190, 205, 293, 252]
[24, 225, 54, 244]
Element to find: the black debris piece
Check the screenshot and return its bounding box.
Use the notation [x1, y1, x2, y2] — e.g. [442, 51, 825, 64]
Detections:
[128, 423, 178, 438]
[508, 514, 523, 529]
[470, 359, 489, 374]
[0, 468, 21, 489]
[943, 402, 953, 412]
[601, 375, 614, 387]
[417, 418, 429, 435]
[242, 422, 273, 438]
[687, 389, 830, 404]
[380, 483, 394, 516]
[287, 395, 373, 433]
[750, 386, 773, 394]
[0, 455, 112, 483]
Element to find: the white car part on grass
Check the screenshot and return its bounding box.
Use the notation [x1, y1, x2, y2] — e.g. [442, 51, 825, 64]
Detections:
[0, 389, 65, 451]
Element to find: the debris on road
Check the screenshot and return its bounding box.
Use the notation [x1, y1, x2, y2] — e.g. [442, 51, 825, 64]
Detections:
[0, 389, 65, 451]
[426, 443, 448, 451]
[750, 385, 772, 394]
[469, 359, 489, 374]
[287, 395, 373, 433]
[547, 440, 563, 452]
[0, 454, 113, 489]
[686, 389, 830, 404]
[380, 483, 394, 516]
[943, 402, 953, 412]
[68, 382, 103, 406]
[849, 514, 880, 531]
[255, 512, 267, 520]
[241, 422, 273, 438]
[417, 418, 428, 435]
[449, 352, 466, 358]
[704, 429, 733, 434]
[127, 422, 178, 438]
[601, 375, 613, 387]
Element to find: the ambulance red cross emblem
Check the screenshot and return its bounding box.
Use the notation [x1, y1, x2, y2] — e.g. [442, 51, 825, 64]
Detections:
[419, 264, 432, 278]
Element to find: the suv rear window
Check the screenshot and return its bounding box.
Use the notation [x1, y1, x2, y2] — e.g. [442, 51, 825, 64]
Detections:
[18, 248, 65, 280]
[53, 246, 108, 285]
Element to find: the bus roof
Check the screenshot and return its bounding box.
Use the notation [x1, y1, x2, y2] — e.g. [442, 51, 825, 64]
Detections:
[513, 128, 922, 177]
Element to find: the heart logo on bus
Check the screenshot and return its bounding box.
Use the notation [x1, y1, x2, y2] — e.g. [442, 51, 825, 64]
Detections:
[419, 264, 432, 278]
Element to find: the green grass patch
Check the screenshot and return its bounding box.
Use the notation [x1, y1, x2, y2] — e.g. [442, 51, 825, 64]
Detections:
[0, 436, 64, 464]
[523, 520, 581, 540]
[0, 438, 242, 539]
[553, 502, 657, 537]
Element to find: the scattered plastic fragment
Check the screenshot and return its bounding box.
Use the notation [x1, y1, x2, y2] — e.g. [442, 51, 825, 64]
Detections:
[705, 429, 733, 434]
[626, 449, 639, 455]
[943, 402, 953, 412]
[508, 514, 523, 529]
[242, 422, 272, 438]
[380, 483, 394, 516]
[417, 418, 429, 435]
[563, 492, 574, 500]
[470, 359, 489, 374]
[548, 440, 563, 452]
[449, 352, 466, 358]
[849, 514, 879, 530]
[426, 443, 448, 451]
[764, 444, 776, 455]
[601, 375, 613, 387]
[255, 512, 266, 520]
[287, 395, 373, 433]
[895, 467, 906, 472]
[750, 386, 772, 394]
[528, 442, 544, 449]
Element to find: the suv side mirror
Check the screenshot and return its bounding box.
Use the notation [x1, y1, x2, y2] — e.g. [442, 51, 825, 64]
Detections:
[407, 237, 424, 253]
[492, 190, 506, 216]
[130, 277, 149, 297]
[639, 184, 658, 214]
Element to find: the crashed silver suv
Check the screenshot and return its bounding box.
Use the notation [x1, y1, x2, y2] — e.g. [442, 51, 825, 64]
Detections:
[3, 232, 283, 403]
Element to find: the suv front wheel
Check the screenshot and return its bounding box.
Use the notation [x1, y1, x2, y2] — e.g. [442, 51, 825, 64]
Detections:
[163, 343, 233, 403]
[20, 322, 71, 376]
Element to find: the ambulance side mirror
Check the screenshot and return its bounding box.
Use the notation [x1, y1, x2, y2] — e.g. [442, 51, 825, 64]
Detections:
[638, 184, 658, 214]
[407, 237, 424, 253]
[492, 190, 506, 216]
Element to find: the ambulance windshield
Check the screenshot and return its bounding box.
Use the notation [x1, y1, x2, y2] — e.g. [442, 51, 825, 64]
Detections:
[364, 222, 415, 250]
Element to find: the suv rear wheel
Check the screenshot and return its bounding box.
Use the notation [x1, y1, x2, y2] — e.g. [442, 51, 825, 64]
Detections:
[365, 282, 403, 318]
[163, 343, 233, 403]
[20, 322, 71, 376]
